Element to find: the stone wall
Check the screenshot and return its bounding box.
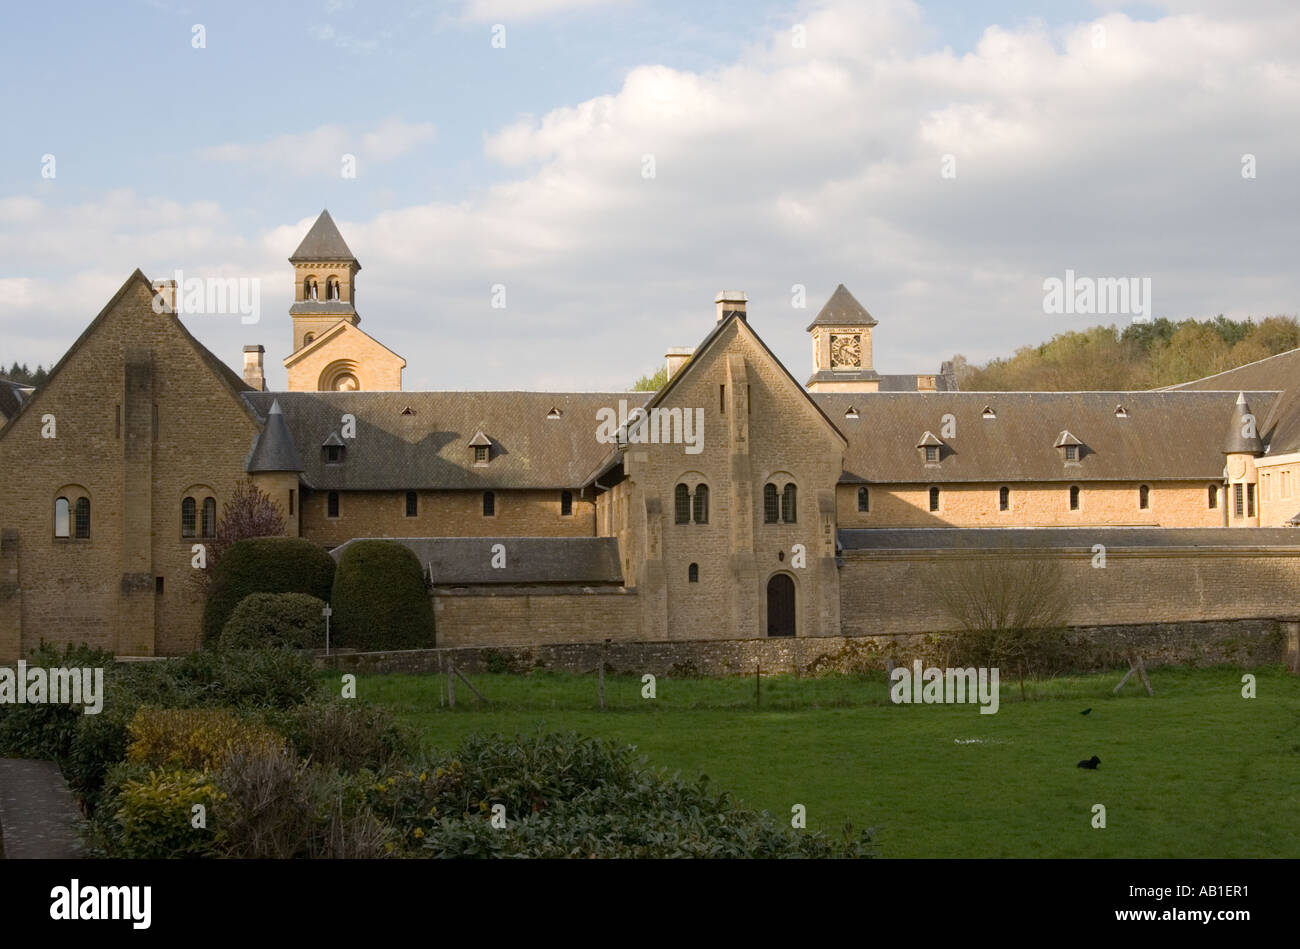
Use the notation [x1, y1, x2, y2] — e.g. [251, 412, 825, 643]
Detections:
[316, 617, 1286, 678]
[433, 585, 639, 647]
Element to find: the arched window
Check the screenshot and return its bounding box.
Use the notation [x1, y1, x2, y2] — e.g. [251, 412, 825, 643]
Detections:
[693, 484, 709, 524]
[763, 483, 779, 523]
[54, 497, 70, 538]
[674, 484, 691, 524]
[304, 276, 318, 300]
[201, 498, 216, 538]
[482, 491, 495, 517]
[1069, 485, 1080, 511]
[561, 490, 573, 517]
[1139, 484, 1150, 510]
[929, 486, 940, 512]
[327, 491, 340, 518]
[303, 332, 316, 346]
[999, 486, 1010, 511]
[181, 497, 197, 538]
[326, 276, 340, 301]
[1207, 484, 1218, 509]
[74, 497, 90, 539]
[406, 491, 418, 517]
[688, 563, 699, 583]
[858, 486, 869, 512]
[781, 484, 797, 523]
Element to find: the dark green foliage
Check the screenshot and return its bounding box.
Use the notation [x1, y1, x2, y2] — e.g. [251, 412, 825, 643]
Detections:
[330, 541, 434, 651]
[170, 649, 320, 711]
[273, 700, 414, 774]
[219, 592, 327, 651]
[0, 641, 115, 761]
[367, 731, 874, 858]
[202, 537, 335, 645]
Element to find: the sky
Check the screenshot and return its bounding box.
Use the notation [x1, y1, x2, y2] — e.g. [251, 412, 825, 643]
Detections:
[1, 0, 1297, 391]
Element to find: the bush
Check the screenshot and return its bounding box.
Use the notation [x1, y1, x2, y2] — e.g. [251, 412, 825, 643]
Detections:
[276, 700, 413, 774]
[171, 648, 320, 710]
[219, 593, 327, 651]
[126, 707, 284, 771]
[112, 768, 223, 859]
[331, 541, 433, 651]
[202, 537, 335, 645]
[0, 641, 115, 761]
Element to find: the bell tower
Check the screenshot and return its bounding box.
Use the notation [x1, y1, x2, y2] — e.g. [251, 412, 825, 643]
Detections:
[805, 284, 880, 392]
[287, 209, 361, 355]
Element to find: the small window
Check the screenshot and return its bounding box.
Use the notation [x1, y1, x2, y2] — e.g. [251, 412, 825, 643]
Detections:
[845, 406, 859, 420]
[181, 497, 196, 538]
[675, 484, 690, 524]
[1070, 486, 1080, 511]
[928, 486, 940, 512]
[304, 276, 318, 300]
[289, 489, 295, 516]
[1208, 484, 1217, 509]
[304, 332, 316, 345]
[1247, 483, 1255, 517]
[327, 492, 340, 518]
[1065, 445, 1078, 462]
[547, 407, 562, 420]
[483, 491, 495, 517]
[781, 484, 797, 523]
[857, 486, 869, 512]
[999, 486, 1009, 511]
[1234, 483, 1244, 517]
[763, 483, 779, 524]
[326, 276, 340, 301]
[325, 445, 343, 464]
[405, 491, 418, 517]
[54, 497, 70, 538]
[115, 404, 121, 438]
[719, 385, 726, 415]
[982, 406, 996, 419]
[74, 497, 90, 539]
[688, 563, 699, 583]
[474, 445, 488, 464]
[1115, 404, 1128, 418]
[561, 490, 573, 517]
[155, 576, 164, 595]
[401, 406, 415, 416]
[693, 484, 710, 524]
[1139, 484, 1150, 510]
[201, 497, 216, 538]
[924, 445, 939, 464]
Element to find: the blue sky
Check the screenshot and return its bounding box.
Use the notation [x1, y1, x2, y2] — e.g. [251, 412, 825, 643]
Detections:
[2, 0, 1295, 390]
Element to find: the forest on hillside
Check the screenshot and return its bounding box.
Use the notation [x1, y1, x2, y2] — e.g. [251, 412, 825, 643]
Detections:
[0, 362, 49, 386]
[951, 315, 1300, 391]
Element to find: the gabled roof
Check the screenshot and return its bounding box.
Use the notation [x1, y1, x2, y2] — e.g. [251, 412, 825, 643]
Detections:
[813, 390, 1278, 483]
[242, 390, 652, 490]
[1054, 430, 1083, 447]
[840, 527, 1300, 551]
[468, 430, 492, 447]
[289, 210, 358, 265]
[283, 319, 403, 368]
[916, 431, 943, 448]
[806, 284, 878, 331]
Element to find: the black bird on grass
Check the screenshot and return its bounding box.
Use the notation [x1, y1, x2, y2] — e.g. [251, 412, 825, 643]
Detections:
[1080, 708, 1092, 715]
[1077, 755, 1101, 770]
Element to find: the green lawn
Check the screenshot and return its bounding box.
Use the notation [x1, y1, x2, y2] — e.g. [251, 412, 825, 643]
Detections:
[348, 665, 1300, 858]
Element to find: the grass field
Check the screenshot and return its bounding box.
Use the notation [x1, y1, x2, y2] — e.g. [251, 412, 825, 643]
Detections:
[351, 665, 1300, 858]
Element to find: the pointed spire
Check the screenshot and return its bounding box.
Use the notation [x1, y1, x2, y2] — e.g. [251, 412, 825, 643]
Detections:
[289, 210, 358, 264]
[806, 284, 877, 331]
[1223, 391, 1264, 454]
[247, 398, 304, 472]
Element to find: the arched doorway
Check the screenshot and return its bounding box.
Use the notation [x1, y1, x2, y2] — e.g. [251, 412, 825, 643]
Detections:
[767, 574, 796, 637]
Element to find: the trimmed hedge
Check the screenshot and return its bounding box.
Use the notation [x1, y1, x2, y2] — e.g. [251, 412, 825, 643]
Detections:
[202, 538, 335, 645]
[220, 593, 327, 651]
[331, 541, 433, 651]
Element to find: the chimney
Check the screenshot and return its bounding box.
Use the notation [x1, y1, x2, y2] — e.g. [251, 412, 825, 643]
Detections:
[665, 347, 694, 381]
[242, 345, 266, 391]
[715, 290, 747, 323]
[151, 280, 176, 315]
[917, 374, 937, 392]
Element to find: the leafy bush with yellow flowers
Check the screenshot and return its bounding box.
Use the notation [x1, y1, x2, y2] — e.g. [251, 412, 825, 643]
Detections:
[111, 768, 224, 859]
[125, 707, 285, 771]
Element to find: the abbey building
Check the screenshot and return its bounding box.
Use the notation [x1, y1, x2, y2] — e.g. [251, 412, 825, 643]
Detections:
[4, 211, 1300, 661]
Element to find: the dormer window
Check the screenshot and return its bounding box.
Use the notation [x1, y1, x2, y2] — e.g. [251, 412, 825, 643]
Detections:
[982, 406, 996, 419]
[1054, 431, 1083, 465]
[916, 431, 944, 466]
[321, 432, 346, 465]
[469, 430, 492, 466]
[844, 406, 859, 420]
[401, 406, 415, 416]
[1115, 404, 1128, 418]
[547, 407, 562, 420]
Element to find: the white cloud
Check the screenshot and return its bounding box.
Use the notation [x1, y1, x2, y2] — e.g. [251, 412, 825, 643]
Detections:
[197, 119, 434, 177]
[459, 0, 628, 23]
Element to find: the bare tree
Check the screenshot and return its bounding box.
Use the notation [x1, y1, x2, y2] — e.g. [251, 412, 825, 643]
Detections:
[190, 479, 287, 593]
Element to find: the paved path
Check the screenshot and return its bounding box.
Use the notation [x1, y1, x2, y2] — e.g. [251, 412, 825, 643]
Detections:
[0, 759, 85, 859]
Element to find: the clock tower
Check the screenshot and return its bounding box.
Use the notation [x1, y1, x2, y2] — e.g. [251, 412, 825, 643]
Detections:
[805, 284, 880, 392]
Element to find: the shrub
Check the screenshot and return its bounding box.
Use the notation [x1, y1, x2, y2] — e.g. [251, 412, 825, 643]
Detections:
[219, 592, 327, 651]
[202, 537, 335, 645]
[112, 768, 223, 859]
[126, 707, 284, 771]
[277, 700, 413, 774]
[331, 541, 433, 651]
[0, 641, 115, 761]
[171, 648, 320, 710]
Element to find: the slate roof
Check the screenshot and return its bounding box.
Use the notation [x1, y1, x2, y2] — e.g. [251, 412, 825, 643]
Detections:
[242, 390, 651, 490]
[246, 400, 304, 473]
[1164, 348, 1300, 454]
[839, 527, 1300, 551]
[812, 390, 1280, 483]
[1224, 393, 1265, 454]
[0, 379, 31, 423]
[289, 210, 358, 264]
[330, 536, 625, 585]
[806, 284, 877, 330]
[289, 302, 357, 316]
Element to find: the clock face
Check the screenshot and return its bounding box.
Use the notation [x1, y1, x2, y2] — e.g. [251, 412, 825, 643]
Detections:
[830, 334, 861, 368]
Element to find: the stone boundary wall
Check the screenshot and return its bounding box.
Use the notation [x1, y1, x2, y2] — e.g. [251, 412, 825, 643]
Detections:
[316, 616, 1293, 678]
